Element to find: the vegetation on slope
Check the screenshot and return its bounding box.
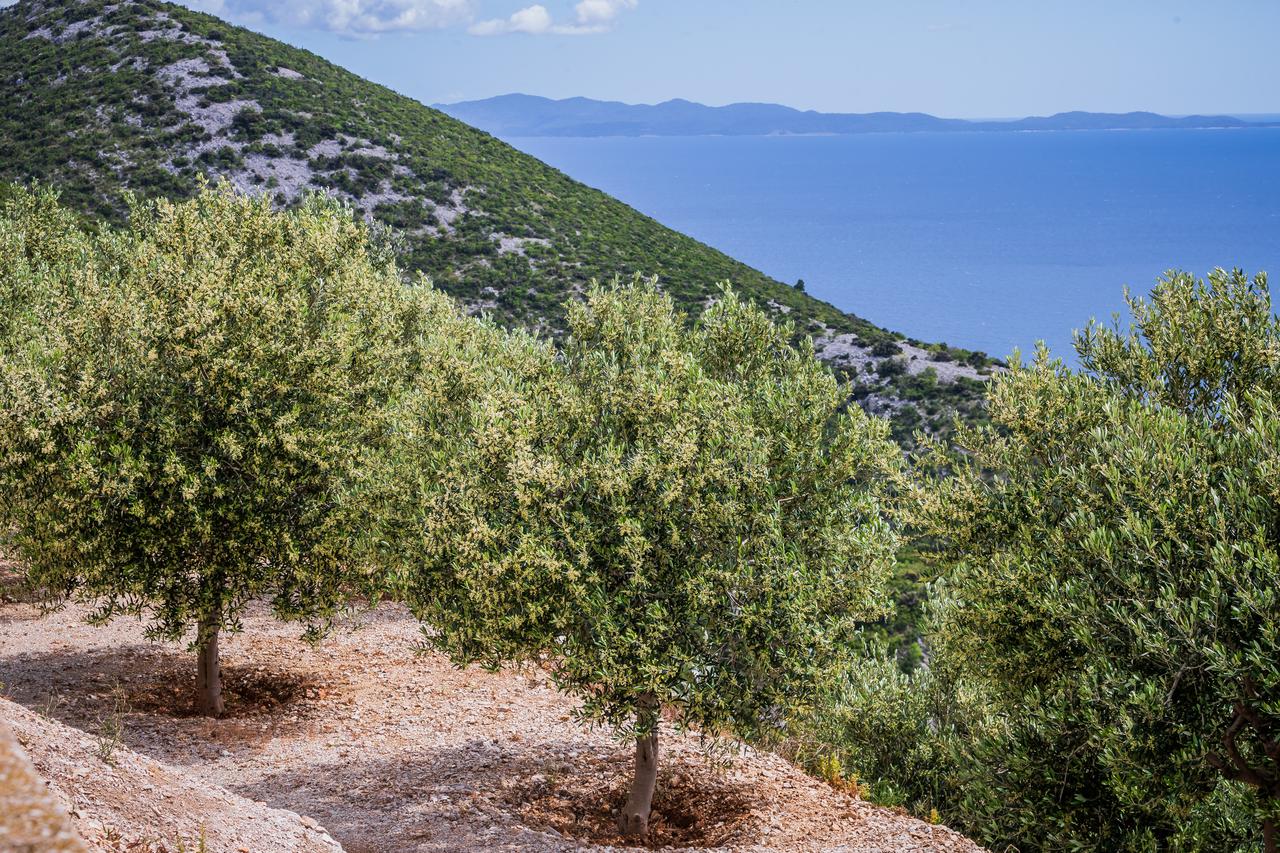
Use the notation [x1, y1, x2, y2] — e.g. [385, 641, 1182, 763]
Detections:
[375, 281, 903, 835]
[0, 0, 993, 441]
[6, 151, 1277, 851]
[806, 269, 1280, 853]
[1, 186, 907, 841]
[0, 0, 859, 335]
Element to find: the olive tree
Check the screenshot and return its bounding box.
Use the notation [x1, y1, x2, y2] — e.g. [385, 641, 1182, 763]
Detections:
[0, 184, 451, 716]
[380, 279, 901, 836]
[905, 269, 1280, 851]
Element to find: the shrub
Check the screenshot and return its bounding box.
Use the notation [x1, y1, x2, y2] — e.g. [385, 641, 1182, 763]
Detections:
[870, 338, 902, 358]
[876, 356, 908, 378]
[903, 269, 1279, 851]
[0, 183, 453, 716]
[379, 279, 901, 837]
[789, 620, 993, 815]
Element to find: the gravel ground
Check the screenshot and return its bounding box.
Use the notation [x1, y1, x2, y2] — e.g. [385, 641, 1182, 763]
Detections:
[1, 713, 87, 852]
[0, 592, 984, 853]
[2, 698, 343, 852]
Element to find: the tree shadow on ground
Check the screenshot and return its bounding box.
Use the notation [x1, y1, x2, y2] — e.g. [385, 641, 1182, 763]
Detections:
[0, 644, 322, 759]
[505, 760, 757, 849]
[234, 741, 759, 853]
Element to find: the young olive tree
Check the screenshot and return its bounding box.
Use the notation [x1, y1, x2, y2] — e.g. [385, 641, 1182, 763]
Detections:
[0, 184, 451, 716]
[906, 269, 1280, 851]
[381, 279, 901, 836]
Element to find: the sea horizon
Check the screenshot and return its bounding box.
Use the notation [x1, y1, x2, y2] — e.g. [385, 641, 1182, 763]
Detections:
[509, 126, 1280, 361]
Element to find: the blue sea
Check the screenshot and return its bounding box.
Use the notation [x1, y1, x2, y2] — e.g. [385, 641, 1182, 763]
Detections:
[509, 129, 1280, 361]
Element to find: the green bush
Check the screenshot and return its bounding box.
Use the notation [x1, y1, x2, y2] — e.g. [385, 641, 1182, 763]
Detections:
[876, 356, 908, 378]
[870, 338, 903, 357]
[899, 269, 1279, 851]
[791, 644, 954, 809]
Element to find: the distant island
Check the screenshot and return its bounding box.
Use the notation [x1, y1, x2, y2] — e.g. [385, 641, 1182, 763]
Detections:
[437, 94, 1274, 138]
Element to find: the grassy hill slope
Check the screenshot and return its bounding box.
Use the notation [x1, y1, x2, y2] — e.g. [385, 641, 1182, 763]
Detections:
[0, 0, 869, 332]
[0, 0, 994, 438]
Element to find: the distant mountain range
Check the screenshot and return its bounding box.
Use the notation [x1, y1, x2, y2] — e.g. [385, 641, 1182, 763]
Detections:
[437, 94, 1273, 138]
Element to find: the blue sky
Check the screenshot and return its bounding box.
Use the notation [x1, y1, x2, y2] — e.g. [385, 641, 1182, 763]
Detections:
[168, 1, 1280, 116]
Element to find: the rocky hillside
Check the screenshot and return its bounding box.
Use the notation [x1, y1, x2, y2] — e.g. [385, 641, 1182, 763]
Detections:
[0, 0, 995, 439]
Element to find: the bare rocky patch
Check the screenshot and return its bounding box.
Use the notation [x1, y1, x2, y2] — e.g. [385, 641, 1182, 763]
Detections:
[814, 331, 995, 384]
[495, 234, 552, 256]
[135, 10, 222, 49]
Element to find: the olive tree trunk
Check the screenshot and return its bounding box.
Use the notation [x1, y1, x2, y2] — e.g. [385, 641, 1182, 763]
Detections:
[196, 616, 224, 717]
[618, 693, 659, 837]
[1206, 682, 1280, 853]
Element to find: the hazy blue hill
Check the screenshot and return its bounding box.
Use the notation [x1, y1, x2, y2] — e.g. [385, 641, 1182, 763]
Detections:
[438, 94, 965, 136]
[1006, 110, 1258, 131]
[438, 94, 1263, 138]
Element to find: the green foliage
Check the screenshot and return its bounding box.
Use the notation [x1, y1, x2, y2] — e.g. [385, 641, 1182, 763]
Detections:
[0, 183, 451, 645]
[869, 339, 902, 358]
[860, 549, 934, 673]
[885, 373, 991, 449]
[898, 269, 1279, 851]
[876, 357, 908, 378]
[800, 587, 1259, 853]
[788, 626, 989, 815]
[379, 279, 902, 743]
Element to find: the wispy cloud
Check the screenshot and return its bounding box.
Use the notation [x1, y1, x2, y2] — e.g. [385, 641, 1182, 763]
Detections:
[573, 0, 636, 27]
[468, 4, 554, 35]
[469, 0, 637, 36]
[181, 0, 474, 37]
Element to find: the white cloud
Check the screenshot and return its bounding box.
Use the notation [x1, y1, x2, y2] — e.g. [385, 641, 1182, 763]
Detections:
[469, 0, 636, 36]
[181, 0, 474, 37]
[468, 3, 552, 35]
[573, 0, 635, 26]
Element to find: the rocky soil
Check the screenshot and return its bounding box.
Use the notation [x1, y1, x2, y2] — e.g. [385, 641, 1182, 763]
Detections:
[1, 699, 342, 852]
[1, 711, 86, 852]
[0, 587, 983, 853]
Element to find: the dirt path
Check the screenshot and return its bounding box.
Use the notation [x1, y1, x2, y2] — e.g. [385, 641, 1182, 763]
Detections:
[0, 595, 982, 853]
